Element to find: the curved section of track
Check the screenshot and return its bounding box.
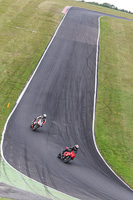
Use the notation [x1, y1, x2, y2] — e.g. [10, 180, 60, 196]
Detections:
[2, 7, 133, 200]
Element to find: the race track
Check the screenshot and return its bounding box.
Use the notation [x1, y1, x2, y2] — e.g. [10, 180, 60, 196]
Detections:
[2, 7, 133, 200]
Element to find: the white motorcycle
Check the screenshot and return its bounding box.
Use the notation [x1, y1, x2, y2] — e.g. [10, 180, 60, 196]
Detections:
[30, 118, 44, 131]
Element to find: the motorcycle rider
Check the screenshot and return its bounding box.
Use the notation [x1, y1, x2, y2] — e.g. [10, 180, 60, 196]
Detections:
[33, 114, 47, 127]
[61, 144, 79, 158]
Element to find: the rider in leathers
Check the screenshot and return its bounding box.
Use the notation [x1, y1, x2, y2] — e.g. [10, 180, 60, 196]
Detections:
[34, 114, 47, 127]
[62, 144, 79, 158]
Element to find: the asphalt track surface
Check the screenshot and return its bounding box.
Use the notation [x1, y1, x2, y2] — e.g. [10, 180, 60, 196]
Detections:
[0, 182, 48, 200]
[2, 7, 133, 200]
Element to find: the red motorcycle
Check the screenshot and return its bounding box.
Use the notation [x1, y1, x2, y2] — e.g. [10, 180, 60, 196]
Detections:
[30, 118, 43, 131]
[58, 147, 76, 163]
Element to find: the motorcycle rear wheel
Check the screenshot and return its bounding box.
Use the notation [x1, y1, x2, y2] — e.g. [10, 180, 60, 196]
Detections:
[57, 153, 61, 158]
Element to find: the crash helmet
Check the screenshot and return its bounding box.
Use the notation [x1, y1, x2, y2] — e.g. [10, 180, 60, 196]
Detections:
[43, 114, 47, 119]
[74, 144, 79, 149]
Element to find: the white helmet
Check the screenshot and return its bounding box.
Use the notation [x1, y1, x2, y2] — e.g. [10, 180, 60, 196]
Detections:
[43, 114, 47, 119]
[75, 144, 79, 149]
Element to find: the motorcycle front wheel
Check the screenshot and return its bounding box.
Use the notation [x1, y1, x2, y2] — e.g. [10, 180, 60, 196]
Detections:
[32, 124, 38, 131]
[63, 156, 71, 163]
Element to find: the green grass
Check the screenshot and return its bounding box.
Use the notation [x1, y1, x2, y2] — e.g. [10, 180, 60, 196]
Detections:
[0, 0, 133, 191]
[0, 198, 12, 200]
[95, 17, 133, 188]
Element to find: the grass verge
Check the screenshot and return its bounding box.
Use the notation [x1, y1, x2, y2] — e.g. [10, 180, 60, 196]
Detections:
[95, 16, 133, 188]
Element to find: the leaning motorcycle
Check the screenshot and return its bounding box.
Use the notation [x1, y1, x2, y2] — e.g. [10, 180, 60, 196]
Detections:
[30, 118, 43, 131]
[57, 147, 76, 163]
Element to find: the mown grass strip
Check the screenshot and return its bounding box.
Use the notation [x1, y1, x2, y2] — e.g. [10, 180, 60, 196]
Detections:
[0, 198, 12, 200]
[95, 17, 133, 188]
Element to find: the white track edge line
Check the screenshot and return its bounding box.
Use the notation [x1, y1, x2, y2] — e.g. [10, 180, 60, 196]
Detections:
[92, 16, 133, 191]
[0, 6, 80, 199]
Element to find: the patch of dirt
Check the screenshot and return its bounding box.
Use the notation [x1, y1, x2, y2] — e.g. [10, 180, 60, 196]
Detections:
[38, 1, 57, 10]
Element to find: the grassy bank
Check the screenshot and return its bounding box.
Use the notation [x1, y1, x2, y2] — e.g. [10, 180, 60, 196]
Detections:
[95, 17, 133, 188]
[0, 0, 133, 190]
